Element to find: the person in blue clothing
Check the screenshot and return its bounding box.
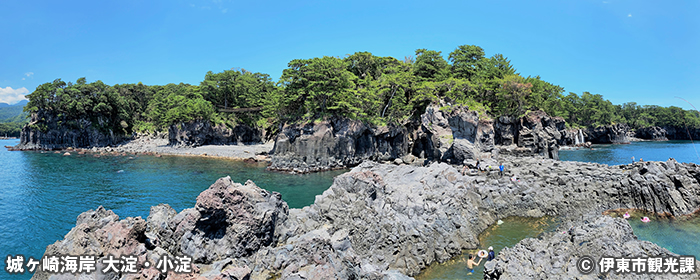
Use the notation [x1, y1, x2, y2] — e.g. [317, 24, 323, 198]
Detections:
[498, 163, 504, 177]
[487, 246, 495, 261]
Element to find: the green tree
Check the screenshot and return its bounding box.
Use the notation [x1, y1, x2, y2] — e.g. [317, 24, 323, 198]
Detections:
[449, 45, 486, 81]
[279, 56, 358, 120]
[413, 49, 450, 82]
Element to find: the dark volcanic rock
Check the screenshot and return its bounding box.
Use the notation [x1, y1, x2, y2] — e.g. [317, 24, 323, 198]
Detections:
[494, 116, 518, 146]
[484, 216, 700, 279]
[169, 120, 263, 147]
[15, 112, 123, 150]
[414, 104, 494, 163]
[34, 156, 700, 279]
[664, 126, 700, 141]
[635, 126, 668, 141]
[155, 177, 288, 263]
[269, 118, 408, 172]
[586, 123, 631, 144]
[514, 110, 565, 160]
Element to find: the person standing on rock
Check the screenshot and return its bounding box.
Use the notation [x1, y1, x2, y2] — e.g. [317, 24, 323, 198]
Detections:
[499, 163, 504, 177]
[632, 156, 635, 163]
[466, 254, 484, 275]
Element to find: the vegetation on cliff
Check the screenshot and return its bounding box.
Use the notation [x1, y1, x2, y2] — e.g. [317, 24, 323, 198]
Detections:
[0, 100, 29, 137]
[21, 44, 700, 140]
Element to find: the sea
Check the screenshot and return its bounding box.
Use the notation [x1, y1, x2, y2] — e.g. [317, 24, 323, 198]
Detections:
[0, 139, 344, 280]
[1, 139, 699, 279]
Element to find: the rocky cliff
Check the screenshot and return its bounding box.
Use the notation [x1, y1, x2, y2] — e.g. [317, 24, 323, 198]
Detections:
[269, 118, 409, 173]
[32, 156, 700, 279]
[270, 106, 574, 172]
[14, 112, 123, 150]
[664, 126, 700, 141]
[586, 123, 631, 144]
[169, 120, 264, 147]
[634, 126, 668, 141]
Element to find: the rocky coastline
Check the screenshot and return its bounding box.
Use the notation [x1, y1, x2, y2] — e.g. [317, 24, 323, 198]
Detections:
[269, 105, 577, 173]
[31, 154, 700, 279]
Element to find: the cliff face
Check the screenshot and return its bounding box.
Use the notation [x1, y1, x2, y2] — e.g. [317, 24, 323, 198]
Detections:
[15, 112, 122, 150]
[168, 120, 263, 147]
[635, 126, 669, 141]
[32, 156, 700, 279]
[270, 106, 573, 171]
[270, 118, 408, 173]
[585, 123, 631, 144]
[664, 126, 700, 141]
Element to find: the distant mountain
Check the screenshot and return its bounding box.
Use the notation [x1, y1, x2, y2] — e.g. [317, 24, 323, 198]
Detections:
[0, 100, 29, 122]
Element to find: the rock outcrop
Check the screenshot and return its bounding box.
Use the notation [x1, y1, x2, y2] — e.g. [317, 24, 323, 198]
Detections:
[484, 215, 700, 279]
[270, 106, 573, 171]
[412, 104, 494, 163]
[33, 156, 700, 279]
[664, 126, 700, 141]
[15, 112, 123, 150]
[514, 110, 565, 160]
[269, 118, 409, 173]
[634, 126, 668, 141]
[169, 120, 263, 147]
[586, 123, 631, 144]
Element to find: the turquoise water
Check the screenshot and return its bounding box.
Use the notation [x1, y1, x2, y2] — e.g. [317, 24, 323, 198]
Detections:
[559, 140, 700, 166]
[415, 216, 559, 280]
[611, 212, 700, 258]
[0, 139, 344, 280]
[561, 140, 700, 259]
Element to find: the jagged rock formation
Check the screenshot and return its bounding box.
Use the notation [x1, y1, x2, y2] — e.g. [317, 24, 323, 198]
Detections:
[169, 120, 263, 147]
[586, 123, 631, 144]
[484, 216, 700, 279]
[271, 106, 574, 172]
[269, 118, 409, 172]
[15, 112, 123, 150]
[33, 156, 700, 279]
[664, 126, 700, 141]
[635, 126, 668, 141]
[514, 110, 565, 160]
[412, 104, 494, 163]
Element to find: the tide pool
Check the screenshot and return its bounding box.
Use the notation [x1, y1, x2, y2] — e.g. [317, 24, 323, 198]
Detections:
[609, 212, 700, 258]
[0, 139, 344, 280]
[415, 216, 559, 280]
[561, 140, 700, 259]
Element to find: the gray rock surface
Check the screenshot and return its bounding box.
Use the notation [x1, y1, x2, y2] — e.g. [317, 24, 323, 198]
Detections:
[169, 120, 264, 147]
[634, 126, 668, 141]
[269, 118, 408, 173]
[15, 112, 124, 150]
[484, 216, 700, 279]
[32, 156, 700, 280]
[270, 106, 573, 172]
[586, 123, 631, 144]
[663, 126, 700, 141]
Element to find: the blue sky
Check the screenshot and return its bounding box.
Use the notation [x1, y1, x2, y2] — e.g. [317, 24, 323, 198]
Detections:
[1, 0, 698, 110]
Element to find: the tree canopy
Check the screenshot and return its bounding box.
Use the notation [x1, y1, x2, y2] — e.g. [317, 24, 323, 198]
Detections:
[16, 44, 700, 139]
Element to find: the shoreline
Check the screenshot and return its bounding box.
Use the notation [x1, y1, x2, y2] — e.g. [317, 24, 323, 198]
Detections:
[8, 136, 275, 162]
[26, 153, 700, 279]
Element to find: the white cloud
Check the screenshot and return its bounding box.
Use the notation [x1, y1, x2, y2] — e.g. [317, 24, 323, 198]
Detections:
[22, 72, 34, 80]
[628, 14, 632, 17]
[0, 86, 30, 104]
